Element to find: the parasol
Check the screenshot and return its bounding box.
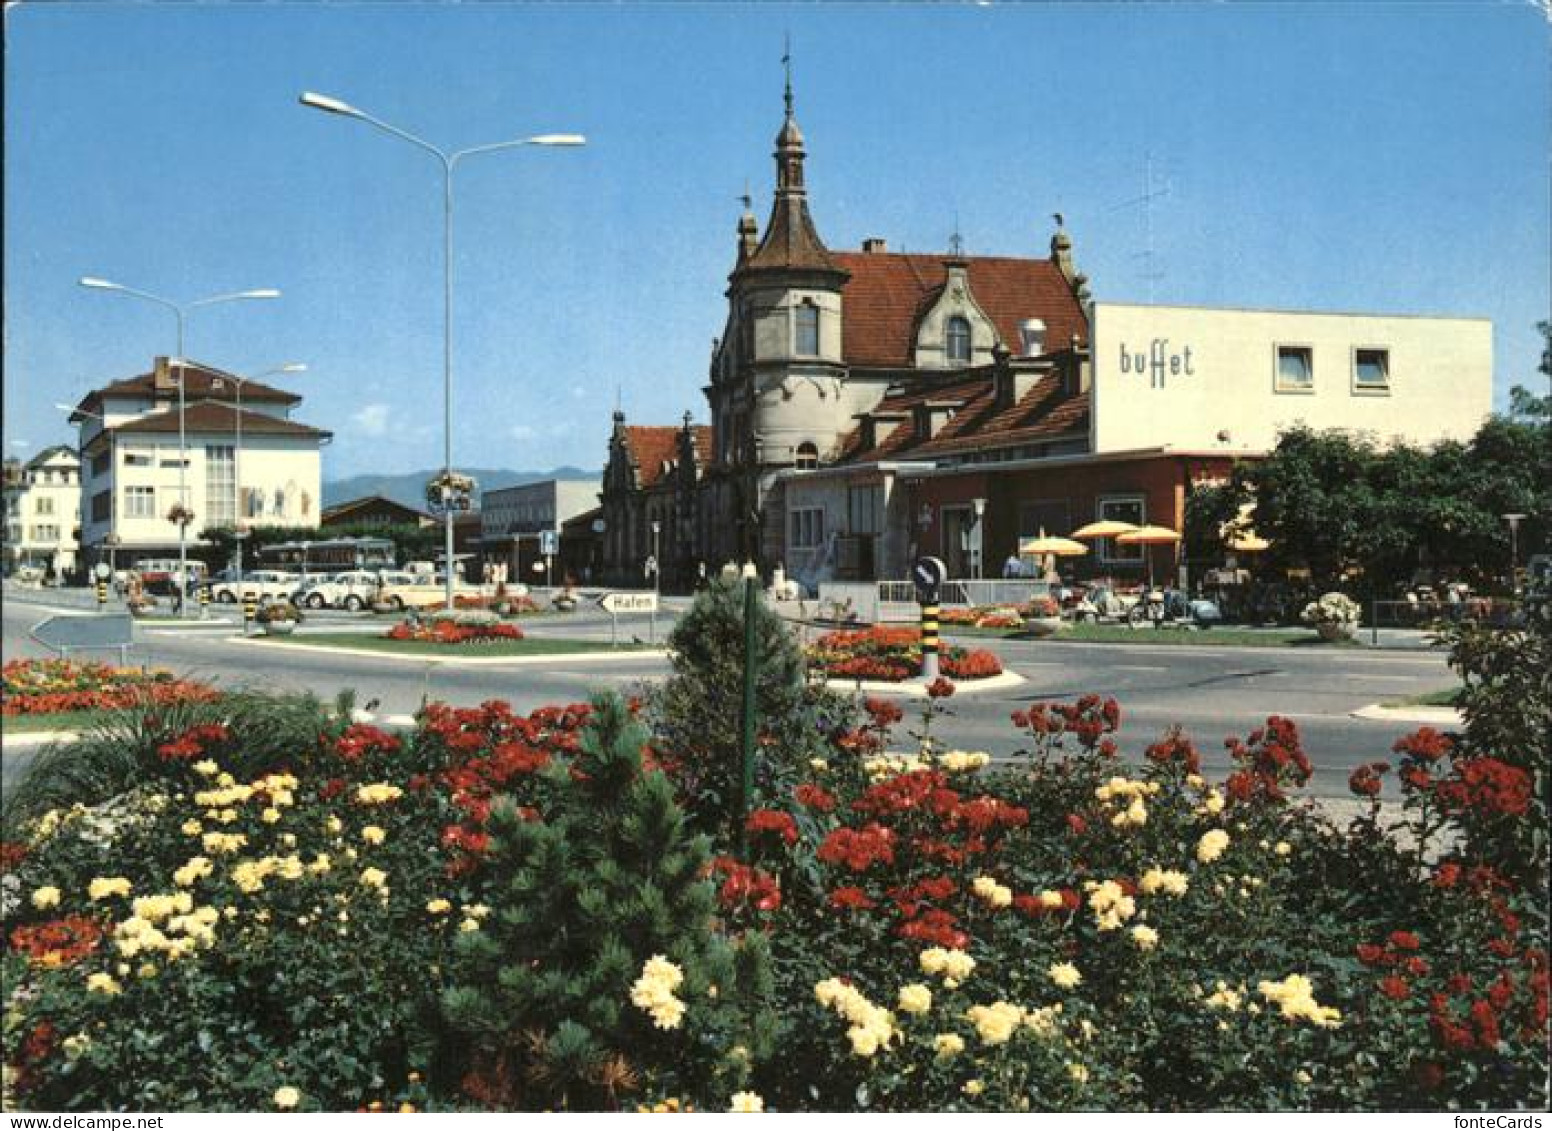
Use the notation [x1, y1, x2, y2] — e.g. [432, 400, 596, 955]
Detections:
[1115, 524, 1183, 587]
[1071, 519, 1140, 540]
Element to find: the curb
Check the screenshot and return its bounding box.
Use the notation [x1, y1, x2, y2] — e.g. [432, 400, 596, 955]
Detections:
[226, 635, 670, 667]
[822, 670, 1027, 698]
[1350, 704, 1464, 726]
[1, 730, 79, 750]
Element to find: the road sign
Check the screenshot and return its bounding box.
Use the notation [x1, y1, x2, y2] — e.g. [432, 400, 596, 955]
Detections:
[540, 529, 558, 556]
[30, 613, 133, 662]
[94, 562, 112, 580]
[912, 556, 947, 603]
[644, 555, 658, 577]
[598, 591, 659, 614]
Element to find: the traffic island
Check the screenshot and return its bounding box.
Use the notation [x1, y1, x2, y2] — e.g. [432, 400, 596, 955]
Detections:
[231, 632, 665, 665]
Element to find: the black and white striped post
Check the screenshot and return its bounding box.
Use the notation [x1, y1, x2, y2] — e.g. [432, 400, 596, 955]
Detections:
[912, 556, 947, 684]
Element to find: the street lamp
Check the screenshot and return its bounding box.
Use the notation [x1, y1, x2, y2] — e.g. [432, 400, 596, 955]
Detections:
[300, 90, 585, 611]
[1503, 513, 1527, 590]
[651, 518, 661, 644]
[78, 277, 280, 615]
[971, 497, 987, 580]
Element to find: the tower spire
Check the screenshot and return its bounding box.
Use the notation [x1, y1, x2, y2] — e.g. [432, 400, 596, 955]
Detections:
[783, 34, 793, 118]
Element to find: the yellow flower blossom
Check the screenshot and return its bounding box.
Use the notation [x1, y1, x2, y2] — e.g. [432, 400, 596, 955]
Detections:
[1037, 889, 1066, 909]
[728, 1092, 764, 1113]
[308, 853, 331, 875]
[1067, 1062, 1090, 1085]
[962, 1080, 984, 1097]
[86, 972, 122, 995]
[361, 825, 386, 845]
[359, 867, 388, 890]
[631, 955, 688, 1031]
[939, 749, 990, 773]
[426, 898, 452, 915]
[88, 877, 132, 901]
[1024, 1004, 1063, 1039]
[1131, 925, 1160, 951]
[918, 947, 976, 988]
[1138, 868, 1189, 897]
[181, 819, 203, 836]
[355, 782, 403, 806]
[201, 832, 247, 856]
[1204, 982, 1245, 1012]
[1274, 841, 1292, 857]
[965, 1001, 1025, 1045]
[261, 808, 282, 825]
[933, 1032, 965, 1059]
[273, 1086, 301, 1109]
[459, 918, 480, 933]
[1257, 974, 1342, 1028]
[131, 892, 193, 923]
[815, 977, 897, 1057]
[192, 760, 219, 777]
[970, 876, 1013, 909]
[325, 816, 343, 835]
[1197, 829, 1231, 864]
[1048, 962, 1083, 990]
[896, 983, 933, 1016]
[1083, 879, 1136, 931]
[30, 886, 61, 910]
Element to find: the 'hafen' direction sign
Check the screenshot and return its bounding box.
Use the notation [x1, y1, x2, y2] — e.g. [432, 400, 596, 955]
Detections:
[30, 613, 134, 654]
[598, 591, 659, 615]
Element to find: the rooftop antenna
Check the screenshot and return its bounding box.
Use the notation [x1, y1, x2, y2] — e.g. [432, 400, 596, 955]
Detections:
[1107, 150, 1171, 302]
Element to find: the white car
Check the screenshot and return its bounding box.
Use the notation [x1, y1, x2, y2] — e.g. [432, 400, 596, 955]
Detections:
[376, 573, 523, 610]
[209, 570, 301, 604]
[294, 570, 384, 611]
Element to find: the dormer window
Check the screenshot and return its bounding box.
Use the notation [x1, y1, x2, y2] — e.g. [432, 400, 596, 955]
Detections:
[795, 441, 819, 470]
[946, 316, 972, 365]
[795, 302, 820, 357]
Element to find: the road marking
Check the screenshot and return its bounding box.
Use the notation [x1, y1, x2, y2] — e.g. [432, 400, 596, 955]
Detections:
[1113, 665, 1169, 673]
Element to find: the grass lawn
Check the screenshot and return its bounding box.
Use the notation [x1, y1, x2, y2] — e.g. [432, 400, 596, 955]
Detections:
[947, 623, 1349, 647]
[2, 709, 112, 735]
[1383, 687, 1463, 709]
[258, 633, 649, 657]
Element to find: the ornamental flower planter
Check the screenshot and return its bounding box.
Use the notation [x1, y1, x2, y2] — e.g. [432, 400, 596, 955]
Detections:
[1316, 621, 1356, 642]
[263, 621, 296, 637]
[1301, 592, 1362, 643]
[1024, 615, 1063, 638]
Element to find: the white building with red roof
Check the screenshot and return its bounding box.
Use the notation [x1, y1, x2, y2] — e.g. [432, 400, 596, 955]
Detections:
[68, 357, 331, 570]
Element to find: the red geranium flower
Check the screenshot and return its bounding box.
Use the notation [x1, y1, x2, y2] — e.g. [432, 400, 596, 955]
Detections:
[794, 783, 837, 813]
[745, 808, 799, 847]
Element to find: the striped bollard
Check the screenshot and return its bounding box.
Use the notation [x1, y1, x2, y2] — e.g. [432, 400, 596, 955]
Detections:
[920, 601, 941, 682]
[95, 580, 108, 609]
[242, 592, 258, 634]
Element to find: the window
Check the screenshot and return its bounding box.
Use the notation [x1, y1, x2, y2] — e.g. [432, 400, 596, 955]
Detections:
[1097, 495, 1145, 563]
[1354, 347, 1390, 393]
[1275, 345, 1314, 393]
[31, 524, 60, 542]
[795, 302, 820, 356]
[91, 491, 111, 523]
[789, 507, 825, 549]
[91, 451, 111, 477]
[795, 441, 819, 470]
[124, 486, 156, 519]
[946, 316, 972, 365]
[124, 450, 153, 468]
[160, 456, 188, 469]
[848, 485, 884, 535]
[205, 445, 235, 526]
[34, 496, 54, 516]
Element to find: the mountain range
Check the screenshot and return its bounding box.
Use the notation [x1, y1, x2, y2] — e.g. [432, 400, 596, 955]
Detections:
[322, 467, 597, 511]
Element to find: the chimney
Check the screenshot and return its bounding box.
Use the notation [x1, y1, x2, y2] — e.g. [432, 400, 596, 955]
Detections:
[857, 411, 907, 452]
[913, 400, 960, 441]
[861, 237, 888, 254]
[153, 356, 176, 392]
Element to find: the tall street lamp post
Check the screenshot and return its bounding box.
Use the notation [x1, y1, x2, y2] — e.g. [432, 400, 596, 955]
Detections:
[299, 91, 584, 611]
[78, 277, 280, 616]
[1503, 513, 1527, 590]
[650, 518, 661, 644]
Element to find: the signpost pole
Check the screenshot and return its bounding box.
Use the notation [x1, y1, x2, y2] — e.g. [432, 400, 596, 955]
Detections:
[921, 599, 941, 682]
[739, 575, 758, 854]
[911, 556, 947, 684]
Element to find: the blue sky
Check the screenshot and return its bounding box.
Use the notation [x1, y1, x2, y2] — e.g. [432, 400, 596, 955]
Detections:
[6, 2, 1548, 479]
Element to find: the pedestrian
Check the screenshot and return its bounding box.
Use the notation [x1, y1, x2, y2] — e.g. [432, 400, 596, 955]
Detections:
[1002, 552, 1025, 579]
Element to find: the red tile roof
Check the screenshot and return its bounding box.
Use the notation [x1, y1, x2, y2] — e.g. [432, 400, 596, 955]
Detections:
[79, 360, 301, 416]
[837, 369, 1089, 465]
[623, 424, 712, 489]
[111, 400, 331, 440]
[831, 252, 1088, 369]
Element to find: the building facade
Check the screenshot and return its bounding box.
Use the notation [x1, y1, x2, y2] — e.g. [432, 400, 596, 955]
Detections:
[601, 87, 1495, 591]
[2, 446, 82, 579]
[480, 478, 598, 582]
[321, 495, 434, 529]
[70, 357, 331, 570]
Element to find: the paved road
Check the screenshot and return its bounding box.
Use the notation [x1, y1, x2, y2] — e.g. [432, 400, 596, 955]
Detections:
[3, 585, 1457, 799]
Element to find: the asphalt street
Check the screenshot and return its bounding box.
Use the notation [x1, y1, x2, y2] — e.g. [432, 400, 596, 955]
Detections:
[3, 585, 1457, 799]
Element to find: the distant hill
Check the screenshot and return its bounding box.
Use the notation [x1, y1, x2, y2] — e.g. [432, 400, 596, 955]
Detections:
[323, 467, 597, 511]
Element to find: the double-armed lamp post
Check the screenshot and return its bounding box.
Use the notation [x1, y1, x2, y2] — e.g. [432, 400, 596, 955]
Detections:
[299, 90, 585, 611]
[78, 277, 280, 615]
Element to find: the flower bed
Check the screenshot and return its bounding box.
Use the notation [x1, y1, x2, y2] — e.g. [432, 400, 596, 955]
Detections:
[386, 611, 524, 645]
[808, 627, 1004, 682]
[2, 659, 217, 717]
[422, 595, 543, 616]
[938, 606, 1024, 630]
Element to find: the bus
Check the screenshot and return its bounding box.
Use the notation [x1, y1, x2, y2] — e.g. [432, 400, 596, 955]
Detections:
[257, 537, 396, 580]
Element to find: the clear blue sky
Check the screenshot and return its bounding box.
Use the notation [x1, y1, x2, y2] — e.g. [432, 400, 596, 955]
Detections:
[6, 2, 1548, 479]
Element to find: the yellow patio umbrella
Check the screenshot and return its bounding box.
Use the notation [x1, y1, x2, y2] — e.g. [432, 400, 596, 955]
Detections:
[1115, 524, 1183, 587]
[1070, 519, 1140, 540]
[1228, 531, 1270, 553]
[1019, 535, 1089, 557]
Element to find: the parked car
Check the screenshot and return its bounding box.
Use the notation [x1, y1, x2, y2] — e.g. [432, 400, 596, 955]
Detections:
[295, 570, 384, 611]
[209, 569, 302, 604]
[137, 558, 209, 596]
[376, 573, 493, 611]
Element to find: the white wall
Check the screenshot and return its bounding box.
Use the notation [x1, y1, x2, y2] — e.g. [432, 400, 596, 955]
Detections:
[1091, 303, 1493, 454]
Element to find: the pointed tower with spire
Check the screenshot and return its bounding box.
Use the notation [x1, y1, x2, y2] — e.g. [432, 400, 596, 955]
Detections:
[706, 51, 853, 564]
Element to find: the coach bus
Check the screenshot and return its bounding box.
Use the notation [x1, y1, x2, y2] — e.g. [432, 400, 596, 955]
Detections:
[257, 537, 396, 579]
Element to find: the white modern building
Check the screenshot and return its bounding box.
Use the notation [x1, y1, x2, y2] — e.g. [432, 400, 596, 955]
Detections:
[2, 446, 82, 579]
[1089, 302, 1493, 455]
[68, 357, 331, 569]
